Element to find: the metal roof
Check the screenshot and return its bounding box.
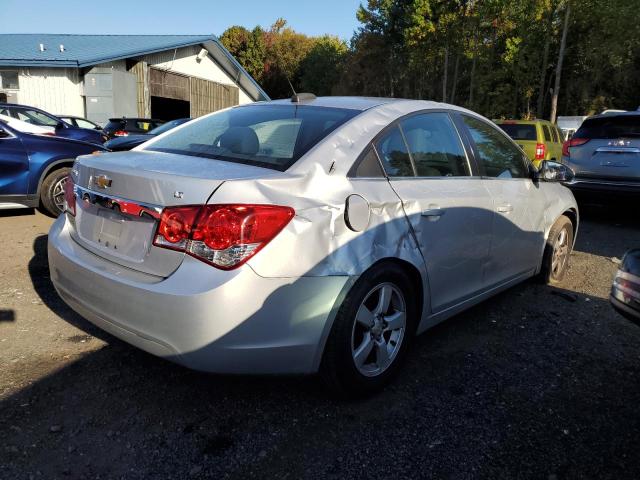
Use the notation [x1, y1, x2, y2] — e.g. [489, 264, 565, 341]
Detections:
[0, 34, 269, 101]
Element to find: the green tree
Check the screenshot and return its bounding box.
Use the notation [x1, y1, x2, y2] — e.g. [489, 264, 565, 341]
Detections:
[299, 36, 348, 95]
[220, 25, 266, 83]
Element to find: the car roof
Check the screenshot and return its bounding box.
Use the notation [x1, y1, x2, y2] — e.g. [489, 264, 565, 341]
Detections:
[0, 102, 49, 110]
[494, 119, 554, 125]
[108, 117, 164, 122]
[586, 111, 640, 120]
[265, 96, 413, 111]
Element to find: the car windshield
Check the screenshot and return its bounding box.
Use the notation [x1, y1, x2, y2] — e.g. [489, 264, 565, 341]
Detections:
[145, 104, 360, 171]
[575, 115, 640, 139]
[497, 123, 537, 141]
[148, 119, 189, 135]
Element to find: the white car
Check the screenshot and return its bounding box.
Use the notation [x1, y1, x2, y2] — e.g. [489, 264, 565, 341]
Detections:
[48, 96, 578, 395]
[0, 113, 52, 134]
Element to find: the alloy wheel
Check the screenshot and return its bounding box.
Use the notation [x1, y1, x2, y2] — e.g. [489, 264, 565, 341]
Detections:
[351, 282, 406, 377]
[551, 227, 570, 278]
[52, 176, 68, 213]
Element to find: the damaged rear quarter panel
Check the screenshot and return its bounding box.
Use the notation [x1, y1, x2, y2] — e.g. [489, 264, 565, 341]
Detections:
[208, 102, 435, 281]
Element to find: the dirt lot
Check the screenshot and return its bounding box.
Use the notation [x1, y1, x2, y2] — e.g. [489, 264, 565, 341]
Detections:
[1, 198, 640, 479]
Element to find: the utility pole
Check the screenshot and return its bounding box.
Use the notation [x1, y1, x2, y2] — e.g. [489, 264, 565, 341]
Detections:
[550, 2, 570, 123]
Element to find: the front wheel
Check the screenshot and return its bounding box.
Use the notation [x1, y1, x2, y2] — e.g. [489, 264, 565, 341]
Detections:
[541, 215, 574, 284]
[40, 167, 70, 217]
[320, 263, 417, 397]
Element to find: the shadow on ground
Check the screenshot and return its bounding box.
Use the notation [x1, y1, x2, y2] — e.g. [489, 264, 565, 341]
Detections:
[2, 198, 640, 479]
[3, 244, 640, 478]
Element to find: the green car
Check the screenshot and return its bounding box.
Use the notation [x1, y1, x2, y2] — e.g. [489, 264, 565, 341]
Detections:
[494, 119, 564, 168]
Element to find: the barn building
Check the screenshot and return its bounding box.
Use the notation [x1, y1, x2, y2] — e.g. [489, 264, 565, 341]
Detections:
[0, 34, 269, 124]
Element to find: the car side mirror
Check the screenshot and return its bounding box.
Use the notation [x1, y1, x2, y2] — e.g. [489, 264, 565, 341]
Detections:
[55, 121, 65, 131]
[0, 127, 11, 138]
[538, 160, 574, 182]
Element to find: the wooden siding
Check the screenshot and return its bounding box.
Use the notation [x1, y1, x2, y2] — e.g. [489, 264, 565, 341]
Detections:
[190, 77, 239, 117]
[149, 68, 190, 101]
[128, 61, 150, 117]
[17, 68, 84, 116]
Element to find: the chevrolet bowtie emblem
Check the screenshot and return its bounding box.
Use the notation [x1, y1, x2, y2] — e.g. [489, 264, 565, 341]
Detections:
[92, 175, 112, 189]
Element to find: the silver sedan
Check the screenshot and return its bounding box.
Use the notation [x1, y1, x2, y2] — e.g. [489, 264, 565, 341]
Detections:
[48, 97, 578, 395]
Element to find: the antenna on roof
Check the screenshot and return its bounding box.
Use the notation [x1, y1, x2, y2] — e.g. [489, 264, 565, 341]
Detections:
[285, 75, 297, 97]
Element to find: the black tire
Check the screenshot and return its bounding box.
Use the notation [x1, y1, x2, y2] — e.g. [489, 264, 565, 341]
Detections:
[39, 167, 71, 217]
[541, 215, 573, 284]
[320, 262, 418, 397]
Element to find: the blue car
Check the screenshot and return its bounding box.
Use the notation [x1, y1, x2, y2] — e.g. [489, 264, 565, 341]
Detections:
[0, 120, 107, 216]
[0, 103, 106, 145]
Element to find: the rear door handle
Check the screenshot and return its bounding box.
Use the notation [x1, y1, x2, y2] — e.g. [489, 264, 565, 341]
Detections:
[497, 203, 513, 213]
[421, 208, 446, 218]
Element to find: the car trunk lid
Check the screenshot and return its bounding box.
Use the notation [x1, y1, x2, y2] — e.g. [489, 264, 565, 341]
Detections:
[68, 150, 280, 277]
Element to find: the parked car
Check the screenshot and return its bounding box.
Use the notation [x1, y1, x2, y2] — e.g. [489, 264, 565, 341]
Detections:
[0, 103, 106, 145]
[562, 111, 640, 194]
[57, 115, 103, 131]
[610, 249, 640, 325]
[103, 117, 164, 140]
[48, 96, 578, 396]
[0, 120, 107, 216]
[494, 119, 564, 167]
[104, 118, 191, 151]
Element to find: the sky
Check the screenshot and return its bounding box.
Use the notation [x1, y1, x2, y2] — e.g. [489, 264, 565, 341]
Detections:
[0, 0, 363, 40]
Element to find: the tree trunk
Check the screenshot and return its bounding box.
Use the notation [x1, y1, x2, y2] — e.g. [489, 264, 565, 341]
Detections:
[468, 27, 478, 107]
[442, 44, 449, 102]
[550, 3, 571, 123]
[450, 54, 460, 104]
[536, 11, 553, 118]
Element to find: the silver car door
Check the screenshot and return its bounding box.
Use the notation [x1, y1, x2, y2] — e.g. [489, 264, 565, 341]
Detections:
[459, 114, 546, 286]
[376, 112, 494, 314]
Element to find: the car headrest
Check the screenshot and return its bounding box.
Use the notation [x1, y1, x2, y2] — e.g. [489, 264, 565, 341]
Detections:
[219, 127, 259, 155]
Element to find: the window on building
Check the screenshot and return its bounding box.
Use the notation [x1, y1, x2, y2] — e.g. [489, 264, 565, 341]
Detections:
[0, 70, 19, 90]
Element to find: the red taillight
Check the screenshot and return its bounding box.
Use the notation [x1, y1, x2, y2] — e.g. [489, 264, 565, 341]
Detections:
[63, 174, 76, 216]
[153, 204, 295, 270]
[113, 130, 128, 137]
[562, 137, 589, 157]
[535, 143, 546, 160]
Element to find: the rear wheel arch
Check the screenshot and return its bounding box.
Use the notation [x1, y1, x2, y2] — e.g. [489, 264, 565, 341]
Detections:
[368, 258, 424, 328]
[562, 208, 579, 245]
[319, 258, 422, 396]
[36, 158, 75, 197]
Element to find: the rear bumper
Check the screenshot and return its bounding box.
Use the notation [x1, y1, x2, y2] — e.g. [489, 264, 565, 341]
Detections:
[564, 177, 640, 195]
[48, 215, 351, 374]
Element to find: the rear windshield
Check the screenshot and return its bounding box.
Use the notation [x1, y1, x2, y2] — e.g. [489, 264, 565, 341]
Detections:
[105, 119, 125, 131]
[497, 123, 537, 141]
[575, 115, 640, 139]
[145, 104, 360, 171]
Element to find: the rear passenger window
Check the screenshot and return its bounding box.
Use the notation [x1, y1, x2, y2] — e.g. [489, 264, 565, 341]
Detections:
[354, 146, 385, 177]
[550, 125, 559, 143]
[400, 113, 470, 177]
[542, 125, 552, 142]
[375, 126, 414, 177]
[462, 115, 528, 179]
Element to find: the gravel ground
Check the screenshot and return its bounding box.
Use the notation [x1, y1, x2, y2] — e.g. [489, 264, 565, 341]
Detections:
[1, 198, 640, 479]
